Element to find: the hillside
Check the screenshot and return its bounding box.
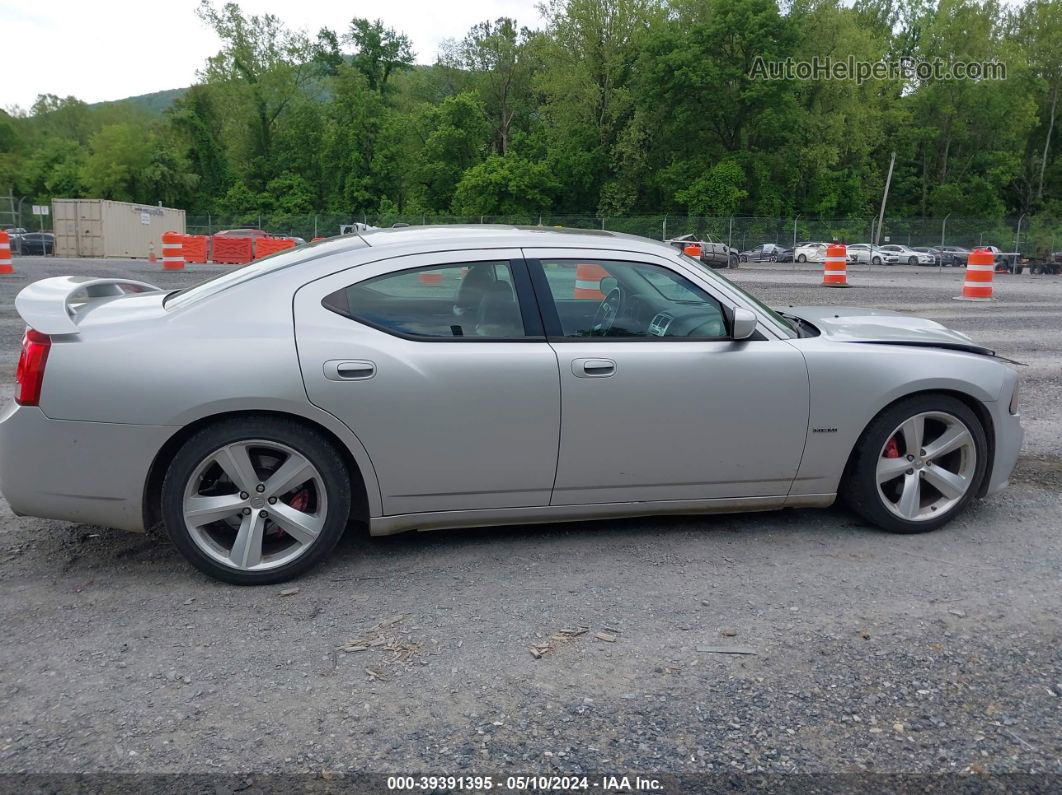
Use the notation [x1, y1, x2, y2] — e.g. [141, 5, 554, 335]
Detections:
[90, 87, 186, 115]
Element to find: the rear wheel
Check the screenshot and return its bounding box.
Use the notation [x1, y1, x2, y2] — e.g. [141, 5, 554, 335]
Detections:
[162, 417, 351, 585]
[842, 395, 987, 534]
[797, 254, 807, 263]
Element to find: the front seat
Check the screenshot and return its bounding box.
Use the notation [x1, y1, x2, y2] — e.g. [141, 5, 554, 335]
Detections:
[453, 263, 497, 319]
[474, 281, 522, 337]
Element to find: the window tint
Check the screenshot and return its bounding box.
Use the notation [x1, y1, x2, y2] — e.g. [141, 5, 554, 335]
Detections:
[538, 259, 728, 339]
[324, 261, 527, 339]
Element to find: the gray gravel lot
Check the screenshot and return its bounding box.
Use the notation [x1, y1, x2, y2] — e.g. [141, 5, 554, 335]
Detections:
[0, 255, 1059, 781]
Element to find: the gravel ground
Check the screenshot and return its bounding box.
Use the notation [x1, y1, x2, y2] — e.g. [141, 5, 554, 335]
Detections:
[0, 255, 1059, 784]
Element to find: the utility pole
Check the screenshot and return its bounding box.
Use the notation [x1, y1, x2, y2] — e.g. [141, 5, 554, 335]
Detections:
[874, 151, 896, 247]
[792, 214, 800, 271]
[940, 212, 951, 269]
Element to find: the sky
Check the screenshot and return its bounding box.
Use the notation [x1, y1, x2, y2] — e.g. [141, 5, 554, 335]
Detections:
[1, 0, 544, 110]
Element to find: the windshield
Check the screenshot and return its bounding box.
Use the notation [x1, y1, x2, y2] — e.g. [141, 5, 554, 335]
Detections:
[679, 254, 796, 338]
[165, 238, 367, 309]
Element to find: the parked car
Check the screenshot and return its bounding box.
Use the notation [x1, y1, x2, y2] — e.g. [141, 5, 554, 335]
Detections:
[911, 247, 943, 266]
[794, 242, 828, 263]
[847, 243, 900, 266]
[666, 233, 738, 268]
[2, 228, 28, 254]
[738, 243, 784, 263]
[879, 244, 934, 266]
[933, 246, 970, 266]
[17, 232, 54, 255]
[940, 245, 970, 261]
[0, 226, 1023, 584]
[775, 247, 795, 263]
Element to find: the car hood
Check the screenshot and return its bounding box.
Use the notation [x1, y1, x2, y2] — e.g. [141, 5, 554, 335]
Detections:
[782, 306, 995, 356]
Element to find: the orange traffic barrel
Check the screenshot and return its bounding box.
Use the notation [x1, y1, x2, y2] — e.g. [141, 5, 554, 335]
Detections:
[955, 249, 994, 301]
[161, 230, 185, 270]
[683, 244, 702, 258]
[574, 263, 609, 300]
[823, 243, 849, 287]
[0, 230, 14, 275]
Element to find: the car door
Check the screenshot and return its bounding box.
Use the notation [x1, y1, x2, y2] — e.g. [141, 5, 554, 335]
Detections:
[294, 250, 561, 515]
[524, 249, 810, 506]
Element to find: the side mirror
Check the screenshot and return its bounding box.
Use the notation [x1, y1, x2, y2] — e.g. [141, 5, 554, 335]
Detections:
[732, 307, 757, 340]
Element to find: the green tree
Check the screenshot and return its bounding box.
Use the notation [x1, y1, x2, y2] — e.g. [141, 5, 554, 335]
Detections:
[196, 1, 316, 189]
[451, 152, 559, 215]
[81, 123, 154, 201]
[413, 93, 491, 211]
[347, 18, 415, 92]
[444, 18, 537, 154]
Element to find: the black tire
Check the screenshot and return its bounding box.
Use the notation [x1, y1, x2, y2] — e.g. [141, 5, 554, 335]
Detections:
[841, 395, 988, 534]
[729, 254, 739, 269]
[797, 254, 807, 263]
[908, 256, 918, 266]
[739, 255, 748, 263]
[872, 256, 882, 266]
[162, 417, 352, 585]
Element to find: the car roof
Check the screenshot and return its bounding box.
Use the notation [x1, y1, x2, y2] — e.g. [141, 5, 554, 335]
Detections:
[353, 224, 675, 256]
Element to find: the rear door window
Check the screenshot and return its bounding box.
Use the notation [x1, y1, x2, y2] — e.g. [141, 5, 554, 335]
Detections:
[323, 260, 532, 339]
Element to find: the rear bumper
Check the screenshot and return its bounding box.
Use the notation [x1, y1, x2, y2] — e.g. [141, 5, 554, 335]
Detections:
[0, 403, 173, 532]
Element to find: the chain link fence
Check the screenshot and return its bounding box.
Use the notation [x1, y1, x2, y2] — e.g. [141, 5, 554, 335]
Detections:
[185, 213, 1062, 256]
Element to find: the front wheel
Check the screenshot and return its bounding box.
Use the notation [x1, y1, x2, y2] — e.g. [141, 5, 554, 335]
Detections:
[162, 417, 352, 585]
[908, 256, 918, 266]
[872, 256, 882, 266]
[729, 254, 739, 269]
[842, 395, 987, 534]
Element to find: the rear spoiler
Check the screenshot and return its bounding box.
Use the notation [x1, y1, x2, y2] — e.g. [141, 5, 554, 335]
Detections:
[14, 276, 162, 335]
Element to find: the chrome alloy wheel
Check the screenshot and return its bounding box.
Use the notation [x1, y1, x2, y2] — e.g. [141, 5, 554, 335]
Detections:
[876, 411, 977, 522]
[182, 440, 328, 572]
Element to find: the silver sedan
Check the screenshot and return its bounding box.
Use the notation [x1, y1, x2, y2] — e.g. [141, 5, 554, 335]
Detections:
[0, 227, 1023, 584]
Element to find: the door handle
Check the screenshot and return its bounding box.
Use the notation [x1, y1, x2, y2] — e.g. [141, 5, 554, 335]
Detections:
[323, 360, 376, 381]
[572, 358, 616, 378]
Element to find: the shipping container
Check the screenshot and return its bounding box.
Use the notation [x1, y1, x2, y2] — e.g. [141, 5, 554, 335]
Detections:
[52, 199, 186, 259]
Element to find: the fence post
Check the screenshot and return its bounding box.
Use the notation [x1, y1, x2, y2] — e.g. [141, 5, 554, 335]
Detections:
[662, 214, 667, 241]
[728, 216, 733, 249]
[792, 215, 799, 271]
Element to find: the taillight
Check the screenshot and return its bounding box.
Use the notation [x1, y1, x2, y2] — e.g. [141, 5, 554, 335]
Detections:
[15, 329, 51, 406]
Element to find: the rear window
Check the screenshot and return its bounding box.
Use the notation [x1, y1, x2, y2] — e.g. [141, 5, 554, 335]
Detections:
[165, 238, 367, 309]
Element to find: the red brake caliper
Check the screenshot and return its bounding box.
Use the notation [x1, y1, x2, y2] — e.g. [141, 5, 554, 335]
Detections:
[288, 489, 310, 512]
[883, 436, 901, 459]
[268, 489, 310, 537]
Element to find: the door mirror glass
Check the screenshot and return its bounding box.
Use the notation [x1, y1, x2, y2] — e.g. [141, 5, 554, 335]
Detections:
[732, 308, 757, 340]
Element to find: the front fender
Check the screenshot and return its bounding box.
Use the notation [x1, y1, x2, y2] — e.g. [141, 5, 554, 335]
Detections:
[788, 340, 1011, 496]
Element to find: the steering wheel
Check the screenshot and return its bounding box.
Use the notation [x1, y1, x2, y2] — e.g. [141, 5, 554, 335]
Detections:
[591, 287, 623, 336]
